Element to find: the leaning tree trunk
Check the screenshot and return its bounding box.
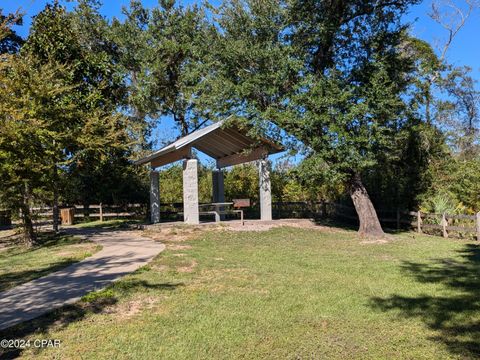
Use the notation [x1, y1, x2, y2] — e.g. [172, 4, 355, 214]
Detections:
[349, 173, 385, 238]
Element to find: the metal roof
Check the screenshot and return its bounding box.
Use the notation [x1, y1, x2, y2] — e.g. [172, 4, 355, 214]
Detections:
[135, 120, 284, 168]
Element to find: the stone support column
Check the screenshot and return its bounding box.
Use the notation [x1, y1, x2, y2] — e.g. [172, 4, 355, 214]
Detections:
[259, 158, 272, 221]
[183, 159, 200, 224]
[150, 170, 160, 224]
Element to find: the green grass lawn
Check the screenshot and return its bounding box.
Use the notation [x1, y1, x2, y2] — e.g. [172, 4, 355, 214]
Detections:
[0, 232, 101, 293]
[2, 226, 480, 359]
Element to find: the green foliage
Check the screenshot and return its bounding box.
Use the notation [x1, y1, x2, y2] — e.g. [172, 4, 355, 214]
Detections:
[420, 157, 480, 213]
[159, 164, 212, 203]
[204, 0, 427, 235]
[225, 164, 259, 202]
[0, 54, 80, 241]
[20, 1, 145, 210]
[422, 193, 457, 215]
[0, 2, 140, 242]
[112, 0, 214, 136]
[81, 288, 116, 303]
[157, 160, 325, 205]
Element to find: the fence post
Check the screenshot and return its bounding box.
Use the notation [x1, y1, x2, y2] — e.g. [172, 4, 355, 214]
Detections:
[476, 212, 480, 241]
[396, 208, 400, 230]
[417, 211, 422, 233]
[442, 212, 448, 238]
[99, 203, 103, 222]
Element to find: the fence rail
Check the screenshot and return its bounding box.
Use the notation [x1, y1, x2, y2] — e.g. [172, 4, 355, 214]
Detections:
[30, 204, 146, 223]
[413, 210, 480, 240]
[5, 202, 480, 240]
[330, 205, 480, 240]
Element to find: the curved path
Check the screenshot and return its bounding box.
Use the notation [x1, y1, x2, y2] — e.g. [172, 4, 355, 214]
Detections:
[0, 228, 165, 331]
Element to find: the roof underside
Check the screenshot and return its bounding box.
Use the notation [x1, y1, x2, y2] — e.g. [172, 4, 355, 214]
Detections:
[135, 120, 283, 169]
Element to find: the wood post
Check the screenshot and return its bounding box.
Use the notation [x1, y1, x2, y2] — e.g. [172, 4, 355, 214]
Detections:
[442, 212, 448, 238]
[396, 208, 400, 230]
[417, 211, 422, 233]
[99, 203, 103, 222]
[476, 212, 480, 241]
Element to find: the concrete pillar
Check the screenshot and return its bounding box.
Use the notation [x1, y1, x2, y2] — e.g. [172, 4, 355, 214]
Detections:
[183, 159, 200, 224]
[212, 169, 225, 221]
[150, 170, 160, 224]
[259, 158, 272, 221]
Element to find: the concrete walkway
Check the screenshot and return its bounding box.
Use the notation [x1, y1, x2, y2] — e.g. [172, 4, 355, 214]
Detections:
[0, 228, 165, 331]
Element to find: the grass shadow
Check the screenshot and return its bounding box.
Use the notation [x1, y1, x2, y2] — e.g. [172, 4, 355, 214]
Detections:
[71, 220, 143, 230]
[0, 279, 183, 359]
[313, 217, 358, 232]
[370, 243, 480, 358]
[0, 258, 78, 293]
[0, 234, 92, 292]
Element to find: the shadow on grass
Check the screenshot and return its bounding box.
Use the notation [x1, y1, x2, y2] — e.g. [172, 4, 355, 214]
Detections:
[313, 217, 358, 232]
[0, 258, 77, 293]
[71, 219, 143, 230]
[370, 243, 480, 358]
[0, 279, 183, 359]
[313, 216, 417, 236]
[0, 234, 91, 292]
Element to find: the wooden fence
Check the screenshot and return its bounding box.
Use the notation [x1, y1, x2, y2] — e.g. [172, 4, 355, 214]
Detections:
[328, 203, 480, 240]
[30, 204, 146, 223]
[5, 202, 480, 240]
[413, 211, 480, 240]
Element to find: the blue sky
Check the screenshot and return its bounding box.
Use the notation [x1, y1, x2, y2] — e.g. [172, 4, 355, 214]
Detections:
[2, 0, 479, 165]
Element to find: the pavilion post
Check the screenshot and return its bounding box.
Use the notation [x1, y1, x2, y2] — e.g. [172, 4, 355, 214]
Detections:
[259, 158, 272, 221]
[150, 169, 160, 224]
[212, 169, 225, 221]
[183, 158, 200, 224]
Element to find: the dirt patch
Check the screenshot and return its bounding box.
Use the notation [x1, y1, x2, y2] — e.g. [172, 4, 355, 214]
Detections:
[143, 224, 221, 243]
[177, 260, 197, 273]
[152, 264, 169, 272]
[168, 244, 192, 251]
[360, 234, 395, 244]
[102, 296, 159, 320]
[360, 239, 389, 244]
[143, 219, 339, 239]
[377, 254, 398, 261]
[227, 219, 333, 232]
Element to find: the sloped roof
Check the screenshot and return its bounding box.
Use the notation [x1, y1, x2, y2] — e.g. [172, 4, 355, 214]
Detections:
[135, 120, 283, 168]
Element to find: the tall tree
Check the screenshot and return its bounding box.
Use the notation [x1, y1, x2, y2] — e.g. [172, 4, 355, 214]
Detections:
[208, 0, 422, 237]
[111, 0, 151, 151]
[0, 54, 78, 243]
[437, 66, 479, 158]
[145, 0, 213, 136]
[21, 1, 138, 223]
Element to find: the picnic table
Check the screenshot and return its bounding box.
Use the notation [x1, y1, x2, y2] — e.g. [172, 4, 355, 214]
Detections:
[198, 202, 244, 225]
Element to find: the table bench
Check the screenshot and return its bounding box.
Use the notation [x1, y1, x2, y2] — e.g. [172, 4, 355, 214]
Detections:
[198, 202, 244, 225]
